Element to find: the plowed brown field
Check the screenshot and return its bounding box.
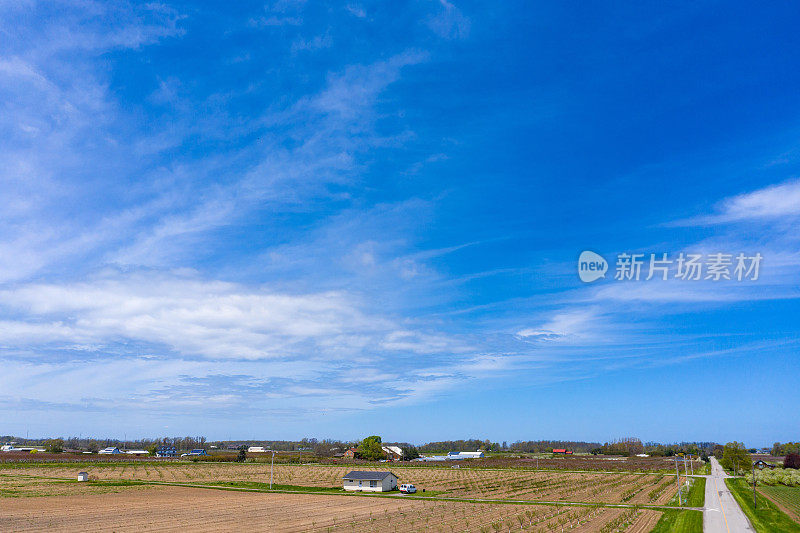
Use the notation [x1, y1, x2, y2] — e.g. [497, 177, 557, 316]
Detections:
[0, 485, 664, 532]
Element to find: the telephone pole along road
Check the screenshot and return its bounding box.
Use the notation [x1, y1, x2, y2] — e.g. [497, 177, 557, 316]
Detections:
[704, 456, 753, 533]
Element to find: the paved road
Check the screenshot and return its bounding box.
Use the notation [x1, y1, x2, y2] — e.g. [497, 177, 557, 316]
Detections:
[704, 456, 754, 533]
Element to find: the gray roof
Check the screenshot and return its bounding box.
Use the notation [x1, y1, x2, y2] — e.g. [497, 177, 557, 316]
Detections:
[342, 470, 396, 480]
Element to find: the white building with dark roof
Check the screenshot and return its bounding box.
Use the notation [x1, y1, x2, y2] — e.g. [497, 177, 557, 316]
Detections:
[342, 471, 398, 492]
[98, 447, 121, 454]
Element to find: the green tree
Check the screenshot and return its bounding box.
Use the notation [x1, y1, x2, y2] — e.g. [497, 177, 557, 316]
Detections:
[46, 438, 64, 453]
[236, 445, 247, 463]
[358, 436, 385, 461]
[401, 445, 420, 460]
[721, 442, 751, 475]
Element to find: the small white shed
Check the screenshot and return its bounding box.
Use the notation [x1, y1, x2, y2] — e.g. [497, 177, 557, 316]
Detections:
[77, 472, 89, 482]
[342, 471, 398, 492]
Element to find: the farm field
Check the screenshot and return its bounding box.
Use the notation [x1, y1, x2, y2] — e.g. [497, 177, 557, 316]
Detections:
[1, 462, 684, 505]
[0, 484, 665, 533]
[0, 453, 688, 473]
[475, 456, 684, 473]
[758, 485, 800, 522]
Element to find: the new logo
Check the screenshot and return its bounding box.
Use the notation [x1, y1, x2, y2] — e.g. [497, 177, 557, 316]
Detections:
[578, 251, 608, 283]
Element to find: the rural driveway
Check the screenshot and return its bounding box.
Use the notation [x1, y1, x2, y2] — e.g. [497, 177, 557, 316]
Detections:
[704, 456, 753, 533]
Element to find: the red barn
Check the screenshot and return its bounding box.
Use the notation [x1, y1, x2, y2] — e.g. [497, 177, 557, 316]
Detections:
[553, 449, 573, 454]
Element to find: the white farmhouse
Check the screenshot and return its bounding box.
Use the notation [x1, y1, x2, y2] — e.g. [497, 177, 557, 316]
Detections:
[342, 471, 398, 492]
[248, 446, 267, 453]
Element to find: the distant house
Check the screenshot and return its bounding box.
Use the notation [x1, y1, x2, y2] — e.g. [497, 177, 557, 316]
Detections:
[552, 449, 573, 455]
[98, 447, 121, 455]
[381, 446, 403, 461]
[343, 448, 360, 459]
[156, 445, 177, 458]
[248, 446, 267, 453]
[77, 472, 89, 482]
[342, 471, 398, 492]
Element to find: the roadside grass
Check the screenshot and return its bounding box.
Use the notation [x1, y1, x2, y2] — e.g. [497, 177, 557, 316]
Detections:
[686, 477, 705, 507]
[649, 509, 702, 533]
[726, 478, 800, 532]
[665, 477, 704, 507]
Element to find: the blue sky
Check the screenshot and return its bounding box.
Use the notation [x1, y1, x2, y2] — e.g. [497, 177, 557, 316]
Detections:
[1, 1, 799, 446]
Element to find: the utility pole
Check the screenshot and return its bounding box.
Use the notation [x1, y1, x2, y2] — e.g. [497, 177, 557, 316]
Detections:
[683, 454, 689, 488]
[752, 462, 757, 510]
[270, 450, 275, 490]
[675, 456, 682, 506]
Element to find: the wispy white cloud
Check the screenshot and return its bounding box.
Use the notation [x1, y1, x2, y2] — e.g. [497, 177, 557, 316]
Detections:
[0, 272, 391, 360]
[672, 178, 800, 226]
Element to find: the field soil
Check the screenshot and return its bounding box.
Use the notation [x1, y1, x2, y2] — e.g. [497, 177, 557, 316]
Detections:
[0, 486, 413, 532]
[0, 485, 664, 532]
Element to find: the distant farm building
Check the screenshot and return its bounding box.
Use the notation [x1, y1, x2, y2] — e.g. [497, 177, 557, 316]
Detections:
[552, 449, 573, 455]
[125, 450, 148, 455]
[77, 472, 89, 482]
[185, 449, 207, 457]
[248, 446, 267, 453]
[98, 447, 121, 454]
[342, 471, 398, 492]
[156, 446, 177, 457]
[382, 446, 403, 461]
[447, 451, 485, 460]
[416, 455, 449, 462]
[1, 445, 46, 452]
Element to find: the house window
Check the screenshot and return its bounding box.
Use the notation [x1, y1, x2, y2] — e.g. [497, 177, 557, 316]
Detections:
[370, 480, 377, 487]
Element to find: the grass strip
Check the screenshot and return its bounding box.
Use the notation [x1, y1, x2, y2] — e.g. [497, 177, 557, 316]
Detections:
[726, 478, 800, 532]
[650, 509, 702, 533]
[685, 477, 705, 507]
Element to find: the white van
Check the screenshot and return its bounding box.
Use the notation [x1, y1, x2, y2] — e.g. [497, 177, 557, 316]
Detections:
[399, 483, 417, 494]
